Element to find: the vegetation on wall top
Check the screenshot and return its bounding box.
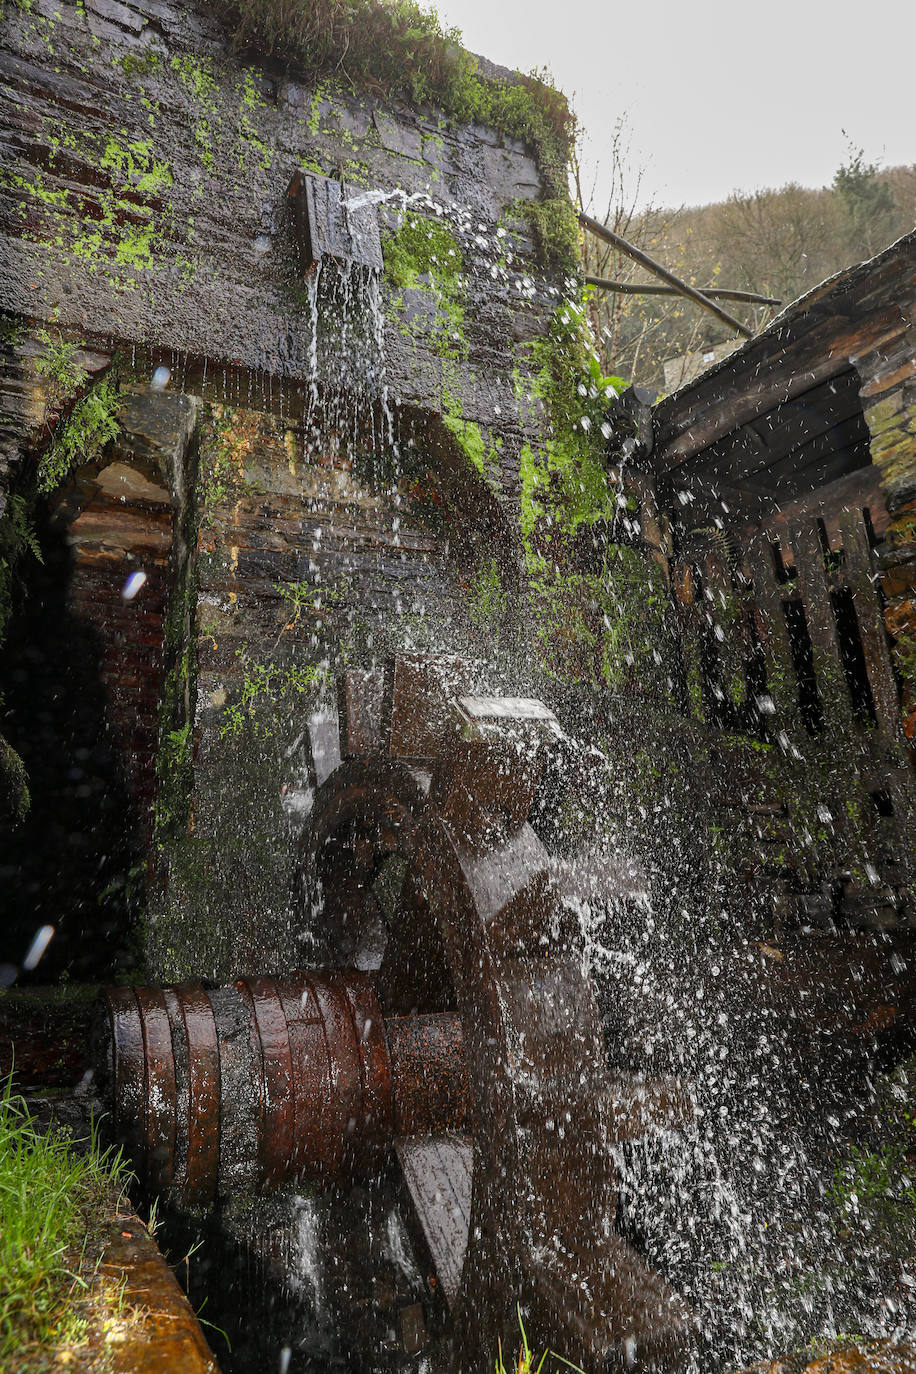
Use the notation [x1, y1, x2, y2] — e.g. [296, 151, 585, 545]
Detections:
[219, 0, 575, 195]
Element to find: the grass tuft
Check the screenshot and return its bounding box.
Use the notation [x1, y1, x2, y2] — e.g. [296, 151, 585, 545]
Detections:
[0, 1074, 131, 1361]
[496, 1306, 586, 1374]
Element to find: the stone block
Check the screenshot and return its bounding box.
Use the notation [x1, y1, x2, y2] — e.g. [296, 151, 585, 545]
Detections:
[86, 0, 146, 30]
[373, 111, 422, 160]
[118, 390, 200, 482]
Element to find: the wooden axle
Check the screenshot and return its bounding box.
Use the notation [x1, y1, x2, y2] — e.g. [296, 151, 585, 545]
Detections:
[101, 972, 468, 1206]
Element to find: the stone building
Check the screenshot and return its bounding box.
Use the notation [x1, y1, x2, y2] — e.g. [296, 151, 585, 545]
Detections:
[3, 0, 916, 1368]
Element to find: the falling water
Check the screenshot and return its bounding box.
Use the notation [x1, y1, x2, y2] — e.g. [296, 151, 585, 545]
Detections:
[287, 1196, 325, 1321]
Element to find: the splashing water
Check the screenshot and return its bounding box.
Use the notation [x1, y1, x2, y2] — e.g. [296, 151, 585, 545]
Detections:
[558, 731, 915, 1370]
[287, 1195, 325, 1321]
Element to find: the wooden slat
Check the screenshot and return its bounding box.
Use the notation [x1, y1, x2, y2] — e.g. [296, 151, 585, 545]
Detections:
[306, 709, 341, 788]
[746, 533, 797, 723]
[396, 1134, 473, 1308]
[743, 533, 820, 887]
[839, 510, 916, 855]
[839, 510, 904, 744]
[672, 561, 707, 722]
[790, 519, 855, 739]
[704, 549, 750, 716]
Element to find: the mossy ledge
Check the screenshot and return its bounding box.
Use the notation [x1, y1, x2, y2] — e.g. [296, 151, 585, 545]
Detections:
[218, 0, 577, 262]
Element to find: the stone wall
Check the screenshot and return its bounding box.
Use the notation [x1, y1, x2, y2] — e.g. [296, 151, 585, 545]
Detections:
[0, 0, 568, 511]
[0, 0, 592, 980]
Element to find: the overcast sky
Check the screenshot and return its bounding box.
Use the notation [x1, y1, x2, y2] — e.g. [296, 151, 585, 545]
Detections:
[436, 0, 915, 212]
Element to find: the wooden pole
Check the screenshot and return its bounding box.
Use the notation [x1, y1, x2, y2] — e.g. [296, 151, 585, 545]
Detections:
[584, 275, 780, 307]
[578, 212, 756, 340]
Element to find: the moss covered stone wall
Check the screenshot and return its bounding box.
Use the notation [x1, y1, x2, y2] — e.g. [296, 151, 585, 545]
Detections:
[0, 0, 578, 493]
[0, 0, 694, 983]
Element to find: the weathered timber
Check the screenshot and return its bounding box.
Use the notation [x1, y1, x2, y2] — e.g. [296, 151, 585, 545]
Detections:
[97, 1204, 218, 1373]
[671, 561, 708, 723]
[705, 547, 751, 717]
[789, 519, 856, 740]
[583, 276, 780, 306]
[578, 211, 755, 339]
[653, 236, 914, 467]
[839, 510, 905, 745]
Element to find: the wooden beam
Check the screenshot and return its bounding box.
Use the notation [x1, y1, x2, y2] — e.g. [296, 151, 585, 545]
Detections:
[838, 511, 916, 861]
[577, 212, 755, 340]
[705, 548, 751, 714]
[583, 275, 780, 306]
[669, 469, 770, 525]
[839, 511, 906, 749]
[790, 519, 855, 741]
[677, 374, 866, 493]
[720, 414, 869, 498]
[746, 531, 798, 724]
[653, 304, 906, 468]
[671, 561, 709, 723]
[750, 467, 888, 550]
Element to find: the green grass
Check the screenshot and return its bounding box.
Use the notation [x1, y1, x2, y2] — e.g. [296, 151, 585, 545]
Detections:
[220, 0, 574, 191]
[496, 1307, 585, 1374]
[0, 1074, 131, 1361]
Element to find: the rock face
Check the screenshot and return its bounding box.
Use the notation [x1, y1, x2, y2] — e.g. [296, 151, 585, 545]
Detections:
[742, 1342, 916, 1374]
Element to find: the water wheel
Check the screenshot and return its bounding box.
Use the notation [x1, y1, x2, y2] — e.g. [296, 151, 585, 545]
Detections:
[298, 654, 692, 1372]
[101, 653, 693, 1372]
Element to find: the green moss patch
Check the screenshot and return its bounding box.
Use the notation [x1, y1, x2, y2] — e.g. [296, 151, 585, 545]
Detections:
[520, 291, 626, 549]
[516, 195, 581, 274]
[442, 409, 500, 489]
[383, 211, 467, 358]
[0, 731, 31, 825]
[514, 293, 675, 694]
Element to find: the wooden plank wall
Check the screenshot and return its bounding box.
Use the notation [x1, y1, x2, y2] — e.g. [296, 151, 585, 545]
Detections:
[671, 504, 916, 929]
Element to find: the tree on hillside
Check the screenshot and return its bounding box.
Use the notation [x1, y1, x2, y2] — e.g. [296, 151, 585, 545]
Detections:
[713, 182, 845, 304]
[575, 120, 708, 388]
[833, 143, 898, 258]
[584, 151, 915, 392]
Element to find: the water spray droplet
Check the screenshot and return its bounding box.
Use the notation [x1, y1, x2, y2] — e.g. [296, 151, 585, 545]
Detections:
[23, 924, 54, 971]
[122, 571, 148, 601]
